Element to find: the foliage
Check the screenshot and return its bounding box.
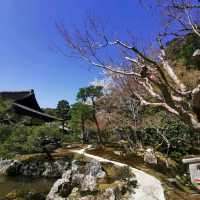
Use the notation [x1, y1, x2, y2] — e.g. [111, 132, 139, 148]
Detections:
[77, 85, 103, 143]
[0, 100, 14, 123]
[0, 125, 31, 158]
[0, 100, 12, 114]
[56, 100, 71, 121]
[0, 99, 66, 158]
[166, 33, 200, 69]
[77, 85, 103, 102]
[43, 107, 57, 117]
[25, 124, 62, 153]
[0, 125, 13, 142]
[69, 102, 93, 134]
[68, 102, 95, 143]
[140, 113, 199, 159]
[0, 124, 62, 158]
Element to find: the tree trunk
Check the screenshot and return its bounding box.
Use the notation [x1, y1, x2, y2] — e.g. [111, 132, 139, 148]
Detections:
[62, 120, 65, 134]
[81, 118, 86, 144]
[92, 98, 102, 144]
[93, 113, 102, 144]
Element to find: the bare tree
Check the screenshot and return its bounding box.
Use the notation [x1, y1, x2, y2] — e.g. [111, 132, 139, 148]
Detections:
[155, 0, 200, 37]
[56, 2, 200, 132]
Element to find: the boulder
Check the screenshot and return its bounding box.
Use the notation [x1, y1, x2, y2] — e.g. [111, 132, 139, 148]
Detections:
[1, 159, 70, 178]
[0, 159, 14, 175]
[20, 161, 44, 176]
[71, 160, 79, 173]
[42, 162, 55, 177]
[102, 188, 115, 200]
[144, 148, 157, 165]
[46, 178, 72, 200]
[6, 160, 22, 176]
[72, 173, 84, 186]
[81, 174, 97, 192]
[43, 160, 69, 178]
[62, 169, 72, 180]
[54, 160, 69, 173]
[85, 159, 106, 178]
[47, 158, 137, 200]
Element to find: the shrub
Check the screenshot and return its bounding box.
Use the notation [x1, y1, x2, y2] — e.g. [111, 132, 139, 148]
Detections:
[0, 125, 32, 157]
[0, 123, 63, 158]
[24, 124, 62, 153]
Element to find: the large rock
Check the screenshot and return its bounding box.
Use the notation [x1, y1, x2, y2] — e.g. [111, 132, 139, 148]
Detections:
[47, 158, 137, 200]
[85, 159, 106, 178]
[6, 160, 22, 176]
[42, 162, 55, 177]
[102, 188, 115, 200]
[81, 174, 97, 192]
[46, 170, 72, 200]
[144, 148, 157, 165]
[72, 173, 84, 186]
[43, 160, 69, 178]
[0, 159, 15, 175]
[20, 161, 44, 176]
[46, 177, 72, 200]
[1, 158, 70, 178]
[62, 169, 72, 180]
[71, 160, 79, 173]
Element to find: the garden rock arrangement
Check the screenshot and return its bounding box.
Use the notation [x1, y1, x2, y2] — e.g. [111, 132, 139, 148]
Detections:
[47, 159, 137, 200]
[0, 158, 70, 178]
[0, 156, 137, 199]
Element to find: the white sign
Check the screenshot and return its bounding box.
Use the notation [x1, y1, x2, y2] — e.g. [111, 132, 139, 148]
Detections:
[189, 163, 200, 189]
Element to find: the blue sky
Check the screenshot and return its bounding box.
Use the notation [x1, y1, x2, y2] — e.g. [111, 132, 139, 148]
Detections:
[0, 0, 162, 108]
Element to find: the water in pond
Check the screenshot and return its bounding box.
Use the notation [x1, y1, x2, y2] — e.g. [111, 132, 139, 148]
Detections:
[0, 175, 55, 197]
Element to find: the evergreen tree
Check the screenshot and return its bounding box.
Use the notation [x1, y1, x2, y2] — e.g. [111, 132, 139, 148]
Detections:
[77, 85, 103, 144]
[56, 100, 71, 122]
[70, 102, 93, 143]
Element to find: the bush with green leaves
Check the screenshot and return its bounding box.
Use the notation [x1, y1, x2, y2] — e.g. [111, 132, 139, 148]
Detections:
[140, 115, 199, 159]
[0, 123, 63, 158]
[0, 125, 31, 158]
[0, 100, 14, 123]
[25, 124, 63, 153]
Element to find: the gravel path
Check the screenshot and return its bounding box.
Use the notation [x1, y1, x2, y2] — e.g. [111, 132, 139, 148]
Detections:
[71, 145, 165, 200]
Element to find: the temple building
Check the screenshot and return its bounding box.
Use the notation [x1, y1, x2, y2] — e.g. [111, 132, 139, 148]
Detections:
[0, 90, 59, 122]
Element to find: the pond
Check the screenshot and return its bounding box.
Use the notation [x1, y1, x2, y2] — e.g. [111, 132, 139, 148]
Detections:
[0, 175, 55, 198]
